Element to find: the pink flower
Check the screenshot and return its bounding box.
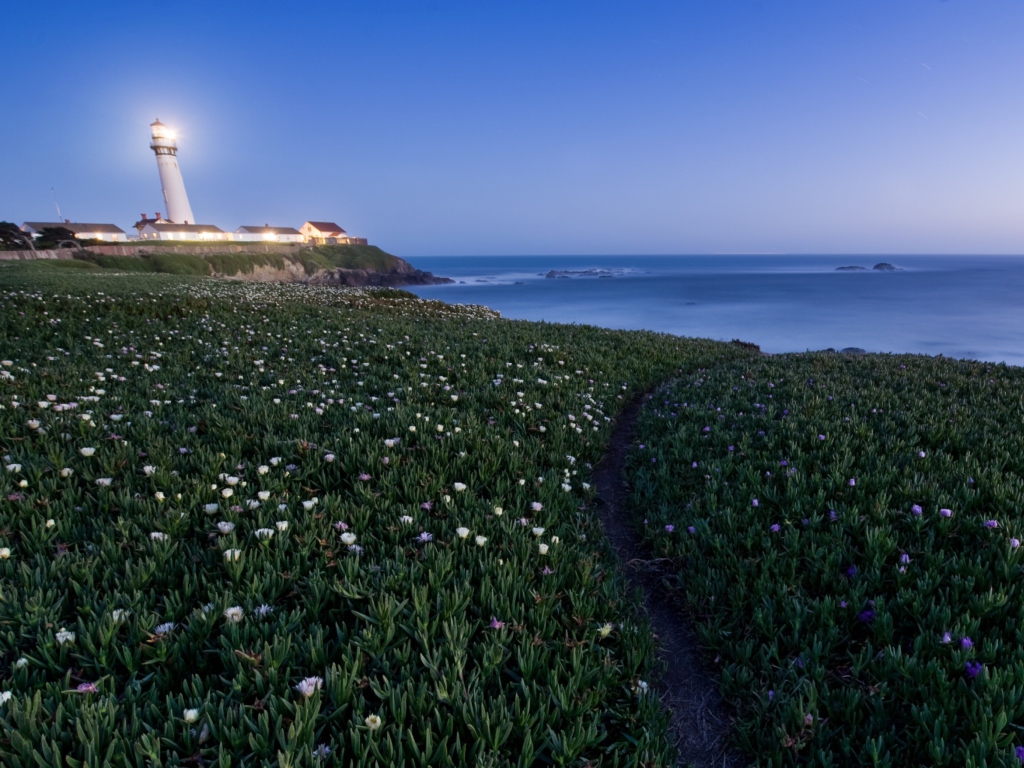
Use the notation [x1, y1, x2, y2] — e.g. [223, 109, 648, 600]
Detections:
[488, 617, 506, 629]
[76, 682, 98, 694]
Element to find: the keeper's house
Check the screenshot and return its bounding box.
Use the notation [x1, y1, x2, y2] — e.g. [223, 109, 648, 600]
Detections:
[235, 225, 304, 244]
[22, 221, 129, 242]
[299, 221, 365, 245]
[136, 221, 230, 241]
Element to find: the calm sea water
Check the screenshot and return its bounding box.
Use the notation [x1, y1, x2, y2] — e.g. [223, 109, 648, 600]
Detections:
[405, 255, 1024, 366]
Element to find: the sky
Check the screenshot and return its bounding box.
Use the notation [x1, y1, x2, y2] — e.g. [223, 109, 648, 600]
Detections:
[3, 0, 1024, 256]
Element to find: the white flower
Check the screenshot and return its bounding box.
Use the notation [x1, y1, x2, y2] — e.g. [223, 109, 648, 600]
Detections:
[226, 476, 239, 486]
[400, 515, 414, 524]
[26, 420, 41, 430]
[324, 453, 335, 462]
[204, 503, 219, 513]
[475, 535, 488, 547]
[257, 491, 271, 501]
[0, 691, 11, 706]
[0, 548, 9, 559]
[531, 527, 545, 537]
[60, 467, 74, 478]
[80, 447, 96, 457]
[56, 628, 75, 645]
[246, 500, 260, 510]
[530, 502, 542, 511]
[302, 500, 315, 511]
[96, 478, 112, 487]
[143, 465, 156, 476]
[150, 532, 169, 542]
[269, 457, 282, 466]
[46, 519, 55, 529]
[455, 527, 470, 539]
[217, 522, 236, 534]
[384, 438, 399, 448]
[153, 622, 175, 636]
[5, 464, 21, 473]
[364, 714, 382, 730]
[257, 465, 269, 475]
[221, 488, 233, 498]
[254, 528, 275, 541]
[154, 492, 166, 502]
[598, 622, 614, 638]
[223, 606, 244, 623]
[518, 479, 526, 486]
[493, 506, 503, 516]
[538, 543, 549, 555]
[551, 536, 560, 545]
[453, 483, 467, 492]
[340, 532, 357, 546]
[408, 426, 416, 433]
[295, 676, 323, 698]
[183, 708, 200, 723]
[278, 504, 288, 512]
[14, 658, 27, 669]
[561, 484, 571, 492]
[436, 424, 444, 433]
[111, 609, 128, 622]
[223, 548, 242, 562]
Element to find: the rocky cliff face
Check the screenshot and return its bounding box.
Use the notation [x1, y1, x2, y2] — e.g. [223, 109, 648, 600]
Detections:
[307, 266, 452, 287]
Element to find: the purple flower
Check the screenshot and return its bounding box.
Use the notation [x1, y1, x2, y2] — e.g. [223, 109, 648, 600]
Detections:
[751, 498, 759, 507]
[702, 426, 710, 432]
[1012, 539, 1020, 549]
[314, 744, 332, 760]
[840, 601, 848, 608]
[420, 501, 433, 511]
[418, 532, 434, 543]
[664, 524, 675, 533]
[687, 526, 696, 534]
[76, 682, 98, 694]
[940, 508, 952, 518]
[848, 478, 856, 487]
[818, 435, 825, 441]
[941, 632, 951, 644]
[829, 510, 838, 521]
[285, 464, 298, 471]
[899, 553, 911, 565]
[911, 504, 923, 516]
[541, 566, 554, 575]
[488, 617, 506, 630]
[845, 565, 858, 578]
[961, 637, 973, 650]
[965, 661, 983, 679]
[770, 524, 780, 533]
[357, 473, 371, 481]
[767, 690, 775, 701]
[857, 609, 875, 623]
[691, 461, 698, 468]
[918, 451, 926, 458]
[984, 520, 999, 529]
[1015, 745, 1024, 764]
[780, 460, 788, 467]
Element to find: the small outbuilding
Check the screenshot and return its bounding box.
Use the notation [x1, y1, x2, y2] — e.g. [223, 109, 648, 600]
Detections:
[300, 221, 349, 245]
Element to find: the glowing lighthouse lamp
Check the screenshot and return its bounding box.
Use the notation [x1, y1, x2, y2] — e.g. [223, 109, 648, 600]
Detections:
[149, 119, 195, 225]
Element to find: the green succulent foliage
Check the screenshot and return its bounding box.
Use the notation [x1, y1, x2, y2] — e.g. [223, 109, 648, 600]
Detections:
[628, 352, 1024, 767]
[0, 265, 749, 766]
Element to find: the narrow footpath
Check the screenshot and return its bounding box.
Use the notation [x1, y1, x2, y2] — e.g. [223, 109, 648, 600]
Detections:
[594, 393, 744, 768]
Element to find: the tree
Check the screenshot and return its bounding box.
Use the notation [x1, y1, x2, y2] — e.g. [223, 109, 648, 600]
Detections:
[35, 227, 82, 251]
[0, 222, 33, 251]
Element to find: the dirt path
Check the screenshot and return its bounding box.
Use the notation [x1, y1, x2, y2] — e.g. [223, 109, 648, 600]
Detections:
[594, 394, 744, 768]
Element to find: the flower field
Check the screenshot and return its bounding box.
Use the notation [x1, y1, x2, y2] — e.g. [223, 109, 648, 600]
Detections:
[0, 265, 749, 767]
[628, 353, 1024, 766]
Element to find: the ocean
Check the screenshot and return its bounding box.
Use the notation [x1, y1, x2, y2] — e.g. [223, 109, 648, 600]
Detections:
[405, 255, 1024, 366]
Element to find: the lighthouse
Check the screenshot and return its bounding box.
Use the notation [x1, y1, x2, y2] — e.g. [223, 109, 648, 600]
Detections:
[149, 119, 195, 224]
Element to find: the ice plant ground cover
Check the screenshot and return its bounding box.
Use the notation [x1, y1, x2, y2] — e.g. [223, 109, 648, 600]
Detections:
[628, 353, 1024, 767]
[0, 264, 749, 766]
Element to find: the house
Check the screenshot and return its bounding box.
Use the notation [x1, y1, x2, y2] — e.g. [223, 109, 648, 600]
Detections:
[22, 221, 129, 243]
[235, 225, 304, 244]
[300, 221, 350, 245]
[136, 222, 230, 241]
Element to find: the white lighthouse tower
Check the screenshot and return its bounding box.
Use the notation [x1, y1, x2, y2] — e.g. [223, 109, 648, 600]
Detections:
[149, 119, 195, 224]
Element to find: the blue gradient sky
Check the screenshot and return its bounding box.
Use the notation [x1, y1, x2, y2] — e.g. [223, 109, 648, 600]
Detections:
[3, 1, 1024, 255]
